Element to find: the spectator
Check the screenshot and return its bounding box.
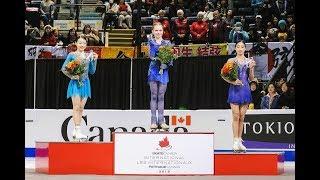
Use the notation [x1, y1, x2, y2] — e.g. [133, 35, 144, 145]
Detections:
[118, 0, 132, 29]
[167, 0, 179, 19]
[277, 82, 295, 109]
[190, 11, 208, 44]
[153, 10, 172, 40]
[251, 0, 264, 15]
[249, 81, 262, 109]
[260, 83, 280, 109]
[271, 0, 289, 19]
[104, 0, 119, 28]
[91, 28, 104, 45]
[272, 16, 279, 28]
[52, 27, 65, 46]
[40, 25, 56, 45]
[203, 4, 213, 22]
[287, 24, 295, 42]
[39, 0, 56, 25]
[26, 27, 42, 45]
[216, 0, 228, 17]
[277, 19, 288, 42]
[149, 0, 164, 16]
[65, 28, 78, 45]
[229, 22, 249, 43]
[81, 24, 100, 46]
[208, 10, 227, 43]
[259, 0, 273, 24]
[224, 9, 234, 41]
[173, 9, 189, 45]
[266, 27, 279, 42]
[286, 14, 294, 28]
[240, 16, 249, 32]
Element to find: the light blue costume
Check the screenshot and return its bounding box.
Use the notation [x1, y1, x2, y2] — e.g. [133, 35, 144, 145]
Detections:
[61, 52, 97, 99]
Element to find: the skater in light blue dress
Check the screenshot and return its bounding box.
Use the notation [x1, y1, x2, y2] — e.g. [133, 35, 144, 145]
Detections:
[221, 40, 256, 152]
[61, 37, 98, 141]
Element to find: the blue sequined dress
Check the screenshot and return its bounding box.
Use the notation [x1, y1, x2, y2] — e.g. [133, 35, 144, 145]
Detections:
[227, 58, 252, 105]
[147, 37, 173, 84]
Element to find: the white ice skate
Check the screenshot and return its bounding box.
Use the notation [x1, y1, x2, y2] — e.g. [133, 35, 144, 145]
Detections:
[159, 123, 169, 132]
[233, 138, 240, 153]
[72, 126, 88, 142]
[238, 138, 247, 153]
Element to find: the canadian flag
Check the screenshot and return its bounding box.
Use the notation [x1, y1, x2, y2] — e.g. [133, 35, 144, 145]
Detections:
[171, 115, 191, 126]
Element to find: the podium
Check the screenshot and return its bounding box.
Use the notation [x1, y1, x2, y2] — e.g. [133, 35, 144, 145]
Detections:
[35, 132, 284, 175]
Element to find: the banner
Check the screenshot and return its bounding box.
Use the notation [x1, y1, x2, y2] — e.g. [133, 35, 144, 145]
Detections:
[25, 109, 294, 152]
[25, 45, 68, 60]
[53, 20, 75, 31]
[101, 47, 135, 59]
[140, 44, 228, 58]
[228, 42, 294, 81]
[79, 20, 103, 30]
[173, 43, 228, 57]
[114, 133, 214, 175]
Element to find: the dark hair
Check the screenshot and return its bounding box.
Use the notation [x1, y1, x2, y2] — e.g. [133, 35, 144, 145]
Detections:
[235, 40, 246, 47]
[82, 24, 91, 34]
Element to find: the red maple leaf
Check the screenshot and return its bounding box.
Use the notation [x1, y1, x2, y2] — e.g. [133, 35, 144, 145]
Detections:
[159, 137, 170, 147]
[178, 117, 184, 123]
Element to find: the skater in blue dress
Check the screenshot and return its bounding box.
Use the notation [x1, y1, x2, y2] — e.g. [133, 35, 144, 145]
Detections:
[148, 22, 173, 132]
[221, 40, 256, 152]
[61, 37, 98, 141]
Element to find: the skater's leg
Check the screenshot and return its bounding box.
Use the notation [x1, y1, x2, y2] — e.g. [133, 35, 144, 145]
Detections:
[71, 95, 82, 126]
[149, 81, 158, 126]
[157, 82, 167, 124]
[230, 103, 240, 152]
[238, 104, 249, 152]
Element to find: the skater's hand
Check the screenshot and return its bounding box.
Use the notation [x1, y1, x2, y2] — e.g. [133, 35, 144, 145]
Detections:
[160, 63, 168, 69]
[71, 75, 80, 80]
[248, 58, 256, 69]
[233, 79, 243, 86]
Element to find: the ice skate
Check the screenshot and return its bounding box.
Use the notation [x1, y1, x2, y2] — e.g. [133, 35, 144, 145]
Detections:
[150, 124, 158, 132]
[72, 126, 88, 142]
[238, 138, 247, 153]
[233, 138, 240, 153]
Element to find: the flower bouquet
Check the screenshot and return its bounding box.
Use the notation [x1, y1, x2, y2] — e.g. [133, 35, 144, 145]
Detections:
[65, 59, 86, 86]
[220, 61, 238, 81]
[157, 46, 177, 74]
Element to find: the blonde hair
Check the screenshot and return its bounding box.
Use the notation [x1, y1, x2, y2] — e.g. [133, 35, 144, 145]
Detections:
[152, 22, 163, 30]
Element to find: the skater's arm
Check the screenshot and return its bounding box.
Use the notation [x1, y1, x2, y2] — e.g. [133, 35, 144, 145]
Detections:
[61, 53, 75, 79]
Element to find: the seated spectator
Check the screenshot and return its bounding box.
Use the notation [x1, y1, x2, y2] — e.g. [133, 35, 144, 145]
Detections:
[153, 10, 172, 40]
[259, 0, 273, 24]
[272, 16, 279, 28]
[81, 24, 100, 46]
[260, 83, 280, 109]
[271, 0, 290, 19]
[149, 0, 164, 17]
[249, 81, 262, 109]
[277, 20, 288, 42]
[104, 0, 119, 27]
[173, 9, 189, 45]
[208, 11, 227, 43]
[40, 25, 57, 45]
[228, 22, 249, 43]
[52, 27, 65, 46]
[277, 82, 294, 109]
[266, 28, 278, 42]
[190, 11, 208, 44]
[251, 0, 264, 15]
[39, 0, 56, 25]
[203, 4, 213, 21]
[216, 0, 228, 17]
[286, 14, 294, 28]
[118, 0, 132, 29]
[65, 28, 78, 45]
[287, 24, 295, 42]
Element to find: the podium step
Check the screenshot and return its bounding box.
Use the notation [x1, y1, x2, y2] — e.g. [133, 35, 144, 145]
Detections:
[214, 152, 284, 175]
[35, 141, 284, 175]
[35, 142, 114, 175]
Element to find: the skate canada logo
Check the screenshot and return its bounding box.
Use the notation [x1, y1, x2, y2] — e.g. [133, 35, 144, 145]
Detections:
[156, 136, 172, 150]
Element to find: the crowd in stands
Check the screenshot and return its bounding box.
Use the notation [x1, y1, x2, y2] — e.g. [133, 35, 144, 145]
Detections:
[249, 77, 295, 109]
[25, 0, 295, 46]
